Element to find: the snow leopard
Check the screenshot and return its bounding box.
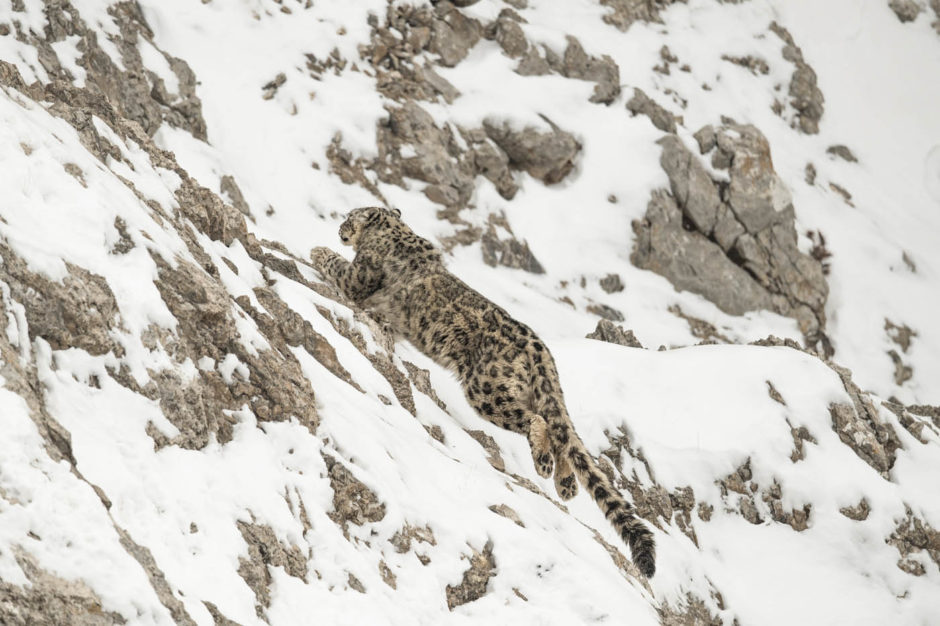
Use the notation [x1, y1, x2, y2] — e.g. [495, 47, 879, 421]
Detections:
[311, 206, 656, 577]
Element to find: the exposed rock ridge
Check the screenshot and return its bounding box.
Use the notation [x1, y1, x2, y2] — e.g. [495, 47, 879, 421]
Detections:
[632, 122, 830, 351]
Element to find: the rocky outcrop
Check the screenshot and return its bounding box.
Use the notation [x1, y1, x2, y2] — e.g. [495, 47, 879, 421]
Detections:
[236, 521, 308, 615]
[332, 98, 579, 213]
[632, 123, 829, 348]
[888, 0, 923, 22]
[445, 541, 497, 610]
[599, 0, 683, 31]
[627, 87, 679, 133]
[586, 319, 645, 348]
[0, 244, 120, 357]
[324, 454, 388, 535]
[483, 116, 581, 184]
[752, 336, 902, 477]
[18, 0, 206, 140]
[769, 22, 825, 134]
[0, 550, 126, 626]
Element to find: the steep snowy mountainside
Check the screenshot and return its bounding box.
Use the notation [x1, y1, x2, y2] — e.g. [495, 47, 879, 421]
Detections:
[2, 0, 940, 624]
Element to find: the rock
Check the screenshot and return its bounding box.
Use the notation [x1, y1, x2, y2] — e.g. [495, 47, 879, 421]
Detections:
[660, 592, 725, 626]
[715, 124, 791, 234]
[219, 175, 251, 215]
[599, 273, 624, 293]
[381, 101, 476, 207]
[889, 0, 923, 22]
[770, 22, 825, 134]
[587, 320, 644, 348]
[0, 243, 120, 357]
[635, 125, 830, 343]
[29, 1, 206, 140]
[465, 429, 507, 471]
[429, 2, 482, 67]
[887, 349, 913, 385]
[151, 257, 319, 444]
[882, 400, 937, 444]
[553, 36, 621, 104]
[788, 421, 817, 462]
[721, 54, 770, 75]
[828, 182, 854, 207]
[110, 217, 135, 255]
[403, 361, 448, 411]
[885, 319, 917, 352]
[627, 88, 678, 133]
[599, 0, 682, 31]
[516, 46, 553, 76]
[0, 549, 127, 625]
[445, 541, 497, 610]
[693, 125, 716, 154]
[236, 521, 308, 614]
[489, 504, 525, 527]
[586, 303, 625, 321]
[887, 507, 940, 573]
[480, 225, 545, 273]
[828, 362, 901, 475]
[908, 403, 940, 429]
[471, 138, 519, 199]
[379, 561, 398, 589]
[805, 162, 817, 185]
[840, 498, 871, 521]
[390, 524, 437, 554]
[484, 10, 529, 59]
[364, 5, 464, 104]
[657, 135, 720, 232]
[669, 305, 732, 344]
[826, 145, 859, 162]
[631, 190, 776, 316]
[324, 454, 387, 534]
[483, 117, 580, 184]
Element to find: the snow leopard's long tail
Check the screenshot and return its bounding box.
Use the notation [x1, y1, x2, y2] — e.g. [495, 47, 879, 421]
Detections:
[566, 437, 657, 577]
[544, 413, 656, 577]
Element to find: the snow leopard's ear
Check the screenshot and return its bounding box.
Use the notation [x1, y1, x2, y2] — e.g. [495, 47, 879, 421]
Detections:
[391, 208, 402, 218]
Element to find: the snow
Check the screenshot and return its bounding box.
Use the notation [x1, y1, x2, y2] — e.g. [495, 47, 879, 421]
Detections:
[2, 0, 940, 624]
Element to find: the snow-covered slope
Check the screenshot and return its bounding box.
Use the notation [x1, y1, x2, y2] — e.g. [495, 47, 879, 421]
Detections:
[1, 1, 939, 624]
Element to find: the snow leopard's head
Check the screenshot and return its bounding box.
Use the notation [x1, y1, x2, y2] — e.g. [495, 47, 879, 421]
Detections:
[338, 206, 402, 249]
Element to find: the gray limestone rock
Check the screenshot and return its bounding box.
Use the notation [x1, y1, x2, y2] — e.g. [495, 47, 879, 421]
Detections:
[889, 0, 923, 22]
[599, 0, 682, 31]
[445, 541, 497, 610]
[30, 1, 206, 140]
[628, 88, 679, 133]
[324, 454, 388, 533]
[586, 320, 644, 348]
[770, 22, 825, 134]
[220, 175, 251, 216]
[429, 1, 483, 67]
[0, 243, 120, 356]
[483, 117, 580, 184]
[485, 9, 529, 58]
[236, 521, 308, 615]
[634, 124, 830, 342]
[632, 190, 775, 315]
[657, 135, 719, 233]
[481, 226, 545, 274]
[554, 36, 621, 104]
[0, 550, 127, 626]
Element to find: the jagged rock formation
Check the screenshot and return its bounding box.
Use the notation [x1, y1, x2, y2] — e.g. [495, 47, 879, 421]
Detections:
[769, 22, 825, 134]
[632, 122, 830, 349]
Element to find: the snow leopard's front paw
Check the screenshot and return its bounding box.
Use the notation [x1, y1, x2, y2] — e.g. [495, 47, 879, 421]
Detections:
[310, 246, 340, 273]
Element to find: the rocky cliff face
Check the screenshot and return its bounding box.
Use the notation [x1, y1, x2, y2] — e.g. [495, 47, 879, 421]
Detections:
[1, 1, 939, 625]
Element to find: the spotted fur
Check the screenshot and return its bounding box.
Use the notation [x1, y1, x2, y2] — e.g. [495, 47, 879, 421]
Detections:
[311, 207, 656, 577]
